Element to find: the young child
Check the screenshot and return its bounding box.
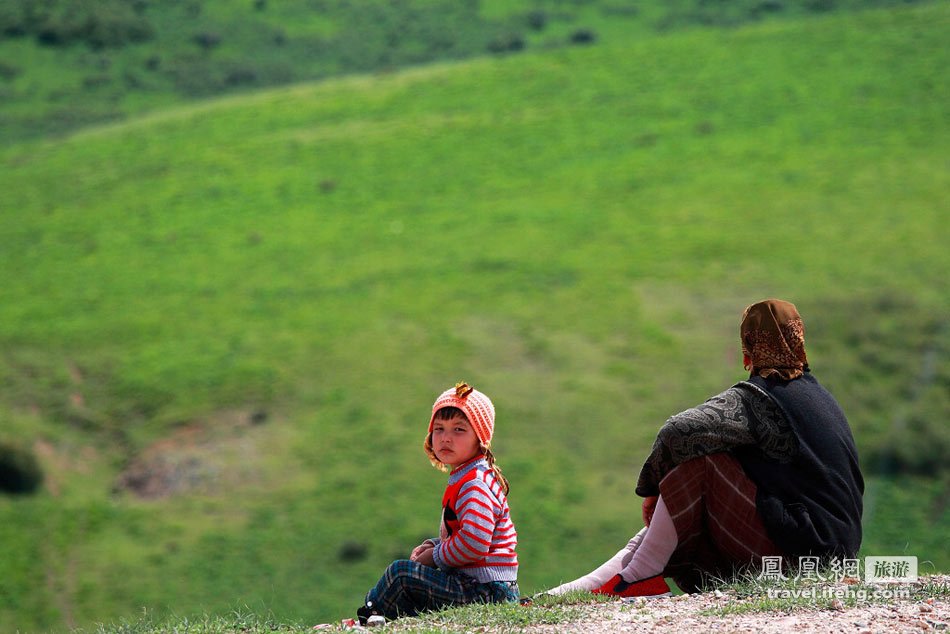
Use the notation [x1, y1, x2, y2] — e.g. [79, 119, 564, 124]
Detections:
[356, 382, 519, 624]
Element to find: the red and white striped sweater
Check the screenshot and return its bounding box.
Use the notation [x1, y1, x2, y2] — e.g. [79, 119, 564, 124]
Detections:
[430, 456, 518, 582]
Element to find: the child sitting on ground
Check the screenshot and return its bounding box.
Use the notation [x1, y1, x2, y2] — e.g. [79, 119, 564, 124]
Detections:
[356, 382, 519, 625]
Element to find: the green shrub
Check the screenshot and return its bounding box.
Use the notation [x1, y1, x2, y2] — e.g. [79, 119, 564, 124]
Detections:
[0, 0, 154, 49]
[526, 10, 548, 30]
[0, 3, 27, 37]
[655, 0, 921, 29]
[488, 32, 526, 54]
[193, 31, 221, 52]
[0, 442, 43, 495]
[0, 62, 19, 80]
[808, 294, 950, 476]
[570, 29, 596, 45]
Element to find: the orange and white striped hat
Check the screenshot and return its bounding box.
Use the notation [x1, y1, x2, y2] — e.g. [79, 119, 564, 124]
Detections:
[427, 382, 495, 447]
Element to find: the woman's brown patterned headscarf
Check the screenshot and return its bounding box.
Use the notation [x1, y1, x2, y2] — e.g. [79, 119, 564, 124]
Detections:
[740, 299, 809, 380]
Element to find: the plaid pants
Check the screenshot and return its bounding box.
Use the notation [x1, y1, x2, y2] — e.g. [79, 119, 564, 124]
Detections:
[365, 560, 520, 619]
[660, 453, 784, 592]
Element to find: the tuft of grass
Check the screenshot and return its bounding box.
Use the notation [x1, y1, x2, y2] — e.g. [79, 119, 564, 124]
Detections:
[88, 608, 310, 634]
[698, 571, 950, 617]
[395, 595, 604, 632]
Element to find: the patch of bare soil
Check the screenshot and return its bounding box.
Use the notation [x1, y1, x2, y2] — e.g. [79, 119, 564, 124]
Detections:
[113, 408, 269, 499]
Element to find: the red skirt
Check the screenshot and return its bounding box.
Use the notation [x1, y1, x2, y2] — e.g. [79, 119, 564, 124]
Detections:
[658, 452, 783, 592]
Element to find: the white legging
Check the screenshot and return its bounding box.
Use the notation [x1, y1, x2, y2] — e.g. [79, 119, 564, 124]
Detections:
[545, 495, 679, 594]
[545, 527, 647, 594]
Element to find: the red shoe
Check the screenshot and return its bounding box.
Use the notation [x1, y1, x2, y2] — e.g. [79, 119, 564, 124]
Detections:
[591, 574, 672, 599]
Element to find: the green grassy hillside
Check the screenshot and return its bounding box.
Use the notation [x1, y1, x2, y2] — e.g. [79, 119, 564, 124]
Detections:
[0, 0, 935, 144]
[1, 3, 948, 631]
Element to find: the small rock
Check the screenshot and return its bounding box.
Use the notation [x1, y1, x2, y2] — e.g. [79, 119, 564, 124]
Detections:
[832, 598, 845, 611]
[854, 622, 868, 628]
[911, 620, 932, 630]
[714, 590, 725, 598]
[922, 604, 935, 613]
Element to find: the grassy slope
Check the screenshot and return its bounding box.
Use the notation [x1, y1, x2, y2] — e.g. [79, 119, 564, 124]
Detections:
[0, 0, 933, 144]
[1, 3, 949, 631]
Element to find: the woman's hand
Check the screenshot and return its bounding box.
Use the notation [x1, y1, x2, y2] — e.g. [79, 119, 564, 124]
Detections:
[410, 541, 435, 565]
[642, 496, 659, 527]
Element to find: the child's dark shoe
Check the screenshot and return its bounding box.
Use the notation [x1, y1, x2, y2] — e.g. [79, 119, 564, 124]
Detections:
[356, 600, 382, 625]
[591, 573, 672, 599]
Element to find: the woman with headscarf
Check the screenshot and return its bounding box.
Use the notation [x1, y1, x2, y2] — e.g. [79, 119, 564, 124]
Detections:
[542, 299, 864, 598]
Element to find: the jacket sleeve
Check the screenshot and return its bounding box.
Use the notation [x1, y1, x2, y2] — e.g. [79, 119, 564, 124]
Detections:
[635, 382, 796, 497]
[635, 385, 757, 497]
[433, 478, 497, 570]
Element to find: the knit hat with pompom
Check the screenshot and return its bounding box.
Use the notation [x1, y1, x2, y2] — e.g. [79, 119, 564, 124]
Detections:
[427, 382, 495, 447]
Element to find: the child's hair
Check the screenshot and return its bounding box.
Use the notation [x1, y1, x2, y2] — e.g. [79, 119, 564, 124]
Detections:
[424, 406, 510, 495]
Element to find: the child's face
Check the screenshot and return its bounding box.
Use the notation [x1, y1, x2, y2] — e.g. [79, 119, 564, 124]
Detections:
[431, 413, 481, 467]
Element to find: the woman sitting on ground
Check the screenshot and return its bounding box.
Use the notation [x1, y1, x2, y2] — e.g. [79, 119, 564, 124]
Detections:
[545, 299, 864, 598]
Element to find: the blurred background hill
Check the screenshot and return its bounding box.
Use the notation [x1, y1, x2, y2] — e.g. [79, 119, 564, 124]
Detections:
[1, 0, 948, 631]
[0, 0, 937, 144]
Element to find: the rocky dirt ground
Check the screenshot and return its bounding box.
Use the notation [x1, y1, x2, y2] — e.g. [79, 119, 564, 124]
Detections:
[519, 576, 950, 634]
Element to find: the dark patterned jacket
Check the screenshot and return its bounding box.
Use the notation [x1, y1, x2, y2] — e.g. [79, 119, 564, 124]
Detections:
[635, 372, 864, 559]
